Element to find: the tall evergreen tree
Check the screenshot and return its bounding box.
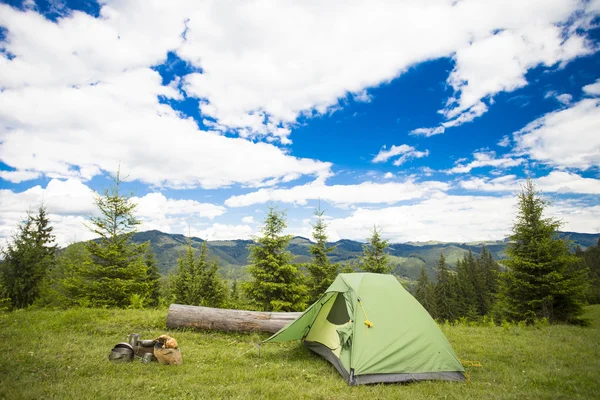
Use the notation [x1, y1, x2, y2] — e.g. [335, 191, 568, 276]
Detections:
[79, 170, 151, 308]
[361, 225, 391, 274]
[198, 244, 227, 308]
[40, 242, 91, 308]
[0, 206, 56, 309]
[230, 279, 240, 306]
[455, 255, 478, 319]
[498, 179, 589, 323]
[576, 240, 600, 304]
[172, 239, 196, 305]
[433, 253, 458, 321]
[172, 239, 226, 307]
[244, 206, 307, 311]
[414, 266, 436, 318]
[144, 245, 161, 307]
[476, 246, 500, 315]
[306, 205, 339, 303]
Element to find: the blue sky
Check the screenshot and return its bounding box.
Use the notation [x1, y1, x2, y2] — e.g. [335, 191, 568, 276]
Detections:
[1, 0, 600, 246]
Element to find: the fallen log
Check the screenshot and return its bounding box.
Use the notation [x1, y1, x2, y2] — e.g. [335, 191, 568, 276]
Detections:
[166, 304, 302, 334]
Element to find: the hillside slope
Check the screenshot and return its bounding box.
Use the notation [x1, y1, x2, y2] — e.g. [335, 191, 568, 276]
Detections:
[124, 230, 599, 281]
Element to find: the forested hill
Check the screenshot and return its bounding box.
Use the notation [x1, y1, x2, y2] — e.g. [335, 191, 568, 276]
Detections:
[129, 230, 600, 280]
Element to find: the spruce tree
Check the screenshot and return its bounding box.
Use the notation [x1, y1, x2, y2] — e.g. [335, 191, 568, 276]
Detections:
[579, 241, 600, 304]
[230, 279, 240, 306]
[173, 240, 195, 304]
[41, 242, 91, 307]
[198, 243, 227, 308]
[499, 179, 589, 323]
[244, 206, 307, 311]
[433, 253, 458, 322]
[414, 266, 436, 317]
[306, 205, 339, 303]
[144, 246, 161, 307]
[172, 239, 227, 307]
[455, 255, 478, 319]
[477, 246, 500, 315]
[361, 225, 391, 273]
[0, 206, 57, 309]
[80, 171, 150, 308]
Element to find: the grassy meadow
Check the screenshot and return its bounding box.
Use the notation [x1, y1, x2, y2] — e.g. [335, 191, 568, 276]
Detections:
[0, 306, 598, 400]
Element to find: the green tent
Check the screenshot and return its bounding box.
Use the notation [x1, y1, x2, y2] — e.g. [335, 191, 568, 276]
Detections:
[263, 273, 465, 385]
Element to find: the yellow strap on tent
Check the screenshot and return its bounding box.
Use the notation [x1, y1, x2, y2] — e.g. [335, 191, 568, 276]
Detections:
[358, 299, 373, 328]
[460, 359, 483, 367]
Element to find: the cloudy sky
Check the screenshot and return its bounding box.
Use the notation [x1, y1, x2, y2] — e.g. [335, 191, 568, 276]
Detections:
[1, 0, 600, 247]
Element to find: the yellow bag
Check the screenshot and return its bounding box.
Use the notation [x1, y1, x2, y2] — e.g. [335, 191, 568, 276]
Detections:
[153, 335, 183, 365]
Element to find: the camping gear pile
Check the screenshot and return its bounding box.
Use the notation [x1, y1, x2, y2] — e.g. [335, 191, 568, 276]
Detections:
[262, 273, 465, 385]
[108, 333, 182, 365]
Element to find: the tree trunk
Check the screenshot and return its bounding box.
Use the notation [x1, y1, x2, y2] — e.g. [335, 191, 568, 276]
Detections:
[165, 304, 302, 334]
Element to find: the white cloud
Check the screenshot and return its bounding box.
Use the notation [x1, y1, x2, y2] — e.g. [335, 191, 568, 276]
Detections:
[448, 151, 525, 174]
[1, 0, 585, 143]
[0, 179, 228, 247]
[0, 170, 41, 183]
[410, 126, 446, 137]
[135, 193, 225, 219]
[0, 66, 331, 188]
[325, 193, 600, 243]
[0, 1, 596, 153]
[497, 135, 511, 147]
[225, 179, 450, 208]
[241, 216, 255, 224]
[353, 90, 372, 103]
[190, 223, 254, 241]
[514, 98, 600, 170]
[383, 172, 394, 179]
[327, 195, 516, 242]
[459, 171, 600, 194]
[179, 0, 596, 140]
[545, 91, 573, 105]
[0, 179, 98, 246]
[548, 200, 600, 234]
[0, 178, 97, 216]
[583, 79, 600, 96]
[372, 144, 429, 166]
[0, 4, 332, 187]
[414, 9, 596, 135]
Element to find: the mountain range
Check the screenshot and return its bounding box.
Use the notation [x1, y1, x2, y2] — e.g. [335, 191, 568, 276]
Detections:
[129, 230, 600, 282]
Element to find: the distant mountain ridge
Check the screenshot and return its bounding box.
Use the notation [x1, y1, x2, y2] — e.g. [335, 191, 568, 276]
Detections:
[129, 230, 600, 281]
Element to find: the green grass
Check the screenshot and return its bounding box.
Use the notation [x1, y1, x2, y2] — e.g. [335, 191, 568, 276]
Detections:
[1, 306, 599, 399]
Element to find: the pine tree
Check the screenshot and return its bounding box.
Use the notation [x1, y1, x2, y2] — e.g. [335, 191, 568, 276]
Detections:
[244, 206, 308, 311]
[50, 242, 92, 307]
[361, 225, 391, 274]
[498, 179, 589, 323]
[0, 206, 57, 309]
[144, 246, 161, 307]
[306, 205, 339, 303]
[172, 239, 223, 306]
[79, 170, 150, 308]
[579, 240, 600, 304]
[414, 266, 436, 317]
[196, 241, 227, 308]
[340, 262, 355, 273]
[455, 255, 478, 319]
[173, 239, 195, 304]
[477, 245, 500, 315]
[434, 253, 458, 322]
[230, 279, 240, 305]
